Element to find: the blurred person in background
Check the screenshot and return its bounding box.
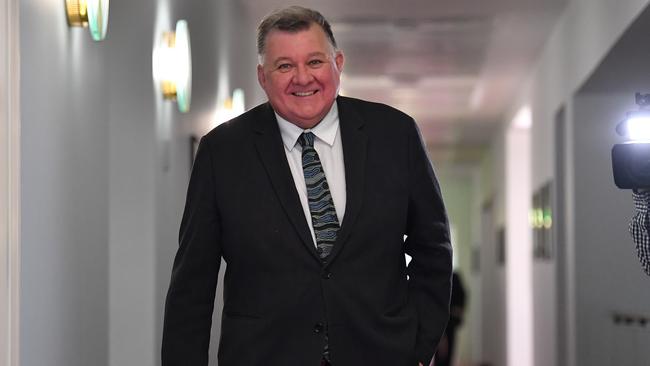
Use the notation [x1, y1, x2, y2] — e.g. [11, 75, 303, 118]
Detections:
[434, 271, 467, 366]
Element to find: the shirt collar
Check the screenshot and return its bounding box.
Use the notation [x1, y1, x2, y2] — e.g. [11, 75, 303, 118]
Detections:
[276, 102, 340, 152]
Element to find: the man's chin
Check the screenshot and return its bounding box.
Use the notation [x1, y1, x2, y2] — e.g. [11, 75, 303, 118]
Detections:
[286, 111, 327, 128]
[288, 117, 321, 129]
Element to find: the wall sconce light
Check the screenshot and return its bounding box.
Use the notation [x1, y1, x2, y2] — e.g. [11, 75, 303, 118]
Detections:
[213, 89, 246, 128]
[65, 0, 109, 41]
[152, 20, 192, 113]
[232, 88, 246, 116]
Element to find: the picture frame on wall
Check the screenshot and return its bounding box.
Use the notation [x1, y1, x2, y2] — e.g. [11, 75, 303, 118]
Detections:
[532, 181, 554, 260]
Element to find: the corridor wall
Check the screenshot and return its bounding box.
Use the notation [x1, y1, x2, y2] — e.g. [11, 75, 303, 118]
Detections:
[435, 163, 478, 365]
[107, 0, 259, 364]
[499, 0, 650, 365]
[19, 0, 259, 365]
[20, 0, 110, 365]
[569, 13, 650, 362]
[476, 133, 508, 366]
[572, 92, 650, 365]
[149, 1, 260, 364]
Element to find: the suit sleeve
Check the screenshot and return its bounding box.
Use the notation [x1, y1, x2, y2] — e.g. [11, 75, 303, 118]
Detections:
[629, 190, 650, 276]
[403, 119, 453, 365]
[162, 137, 222, 365]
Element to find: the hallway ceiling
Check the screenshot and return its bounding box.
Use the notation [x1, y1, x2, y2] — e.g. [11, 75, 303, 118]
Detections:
[241, 0, 568, 164]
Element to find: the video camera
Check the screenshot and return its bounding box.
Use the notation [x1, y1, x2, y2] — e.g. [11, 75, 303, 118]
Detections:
[612, 93, 650, 189]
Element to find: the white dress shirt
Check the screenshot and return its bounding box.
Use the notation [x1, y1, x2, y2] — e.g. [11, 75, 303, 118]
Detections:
[276, 103, 347, 248]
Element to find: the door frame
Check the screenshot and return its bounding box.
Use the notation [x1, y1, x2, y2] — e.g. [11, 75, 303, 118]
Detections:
[0, 0, 21, 365]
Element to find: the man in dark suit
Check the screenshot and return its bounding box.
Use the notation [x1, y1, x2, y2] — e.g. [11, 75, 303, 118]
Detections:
[162, 6, 452, 366]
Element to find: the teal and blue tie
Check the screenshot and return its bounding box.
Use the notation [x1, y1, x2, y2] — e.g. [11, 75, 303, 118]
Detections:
[299, 131, 338, 361]
[298, 131, 340, 260]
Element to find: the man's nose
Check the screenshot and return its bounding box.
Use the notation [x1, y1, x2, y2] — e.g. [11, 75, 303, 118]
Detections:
[293, 65, 314, 85]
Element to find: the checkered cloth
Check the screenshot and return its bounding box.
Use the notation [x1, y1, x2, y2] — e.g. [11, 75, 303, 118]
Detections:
[629, 190, 650, 275]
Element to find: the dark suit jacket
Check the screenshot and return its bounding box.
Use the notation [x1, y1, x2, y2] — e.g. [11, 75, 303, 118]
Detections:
[162, 96, 452, 366]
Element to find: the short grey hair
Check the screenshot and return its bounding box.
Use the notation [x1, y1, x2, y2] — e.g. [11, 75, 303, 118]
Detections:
[257, 6, 338, 58]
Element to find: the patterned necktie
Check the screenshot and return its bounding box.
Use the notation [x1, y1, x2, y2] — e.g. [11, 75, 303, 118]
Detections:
[298, 132, 340, 261]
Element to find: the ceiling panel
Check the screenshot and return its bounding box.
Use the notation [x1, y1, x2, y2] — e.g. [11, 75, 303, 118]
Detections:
[241, 0, 569, 164]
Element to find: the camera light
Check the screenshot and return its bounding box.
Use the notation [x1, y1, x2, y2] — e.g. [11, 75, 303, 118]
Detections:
[627, 116, 650, 141]
[612, 93, 650, 189]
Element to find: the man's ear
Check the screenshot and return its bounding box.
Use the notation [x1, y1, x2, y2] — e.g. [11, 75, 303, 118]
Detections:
[257, 64, 266, 89]
[335, 51, 345, 73]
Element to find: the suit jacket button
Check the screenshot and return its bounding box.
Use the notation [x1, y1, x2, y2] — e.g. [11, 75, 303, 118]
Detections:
[314, 322, 324, 333]
[322, 272, 332, 279]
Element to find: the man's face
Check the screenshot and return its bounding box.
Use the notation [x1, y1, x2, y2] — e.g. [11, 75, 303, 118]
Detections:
[257, 24, 344, 129]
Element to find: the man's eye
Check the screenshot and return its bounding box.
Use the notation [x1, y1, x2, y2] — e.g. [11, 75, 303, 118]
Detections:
[278, 64, 293, 71]
[308, 60, 324, 66]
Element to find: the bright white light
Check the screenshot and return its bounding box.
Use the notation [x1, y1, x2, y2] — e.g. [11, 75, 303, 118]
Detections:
[512, 106, 532, 130]
[232, 89, 246, 115]
[152, 38, 177, 83]
[213, 104, 234, 128]
[152, 19, 192, 113]
[627, 117, 650, 140]
[212, 89, 246, 128]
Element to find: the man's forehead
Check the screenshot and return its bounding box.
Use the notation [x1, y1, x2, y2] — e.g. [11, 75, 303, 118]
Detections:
[265, 25, 324, 42]
[270, 51, 328, 62]
[263, 28, 334, 61]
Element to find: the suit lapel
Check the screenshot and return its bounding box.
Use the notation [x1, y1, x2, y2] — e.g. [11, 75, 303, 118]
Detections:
[252, 104, 321, 261]
[325, 97, 367, 267]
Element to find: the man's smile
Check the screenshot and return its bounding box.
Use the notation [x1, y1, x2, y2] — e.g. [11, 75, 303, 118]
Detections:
[292, 90, 318, 97]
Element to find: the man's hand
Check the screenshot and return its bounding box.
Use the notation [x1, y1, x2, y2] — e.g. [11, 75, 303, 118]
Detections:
[418, 363, 424, 366]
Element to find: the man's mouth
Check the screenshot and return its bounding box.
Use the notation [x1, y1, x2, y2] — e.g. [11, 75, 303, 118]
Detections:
[292, 91, 318, 97]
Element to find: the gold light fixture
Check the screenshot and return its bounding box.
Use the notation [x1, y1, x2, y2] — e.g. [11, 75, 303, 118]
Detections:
[213, 89, 246, 127]
[159, 31, 177, 100]
[65, 0, 88, 26]
[65, 0, 110, 41]
[153, 20, 192, 113]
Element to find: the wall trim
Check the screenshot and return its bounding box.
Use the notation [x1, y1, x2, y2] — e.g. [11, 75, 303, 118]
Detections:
[0, 0, 21, 365]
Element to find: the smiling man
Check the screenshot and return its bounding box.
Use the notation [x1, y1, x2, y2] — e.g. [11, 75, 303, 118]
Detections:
[162, 6, 452, 366]
[256, 15, 344, 129]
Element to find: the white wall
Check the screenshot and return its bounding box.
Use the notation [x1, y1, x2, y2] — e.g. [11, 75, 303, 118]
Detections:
[20, 0, 111, 364]
[499, 0, 650, 365]
[106, 1, 159, 364]
[571, 92, 650, 365]
[0, 0, 21, 364]
[151, 1, 260, 364]
[108, 0, 260, 364]
[434, 163, 477, 365]
[505, 124, 533, 366]
[19, 1, 260, 365]
[476, 133, 508, 366]
[478, 119, 535, 366]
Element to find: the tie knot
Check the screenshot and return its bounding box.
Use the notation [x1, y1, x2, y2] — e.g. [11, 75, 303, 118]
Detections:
[299, 132, 315, 148]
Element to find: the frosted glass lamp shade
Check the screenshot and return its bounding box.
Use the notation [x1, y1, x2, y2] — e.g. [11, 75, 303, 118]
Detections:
[65, 0, 109, 41]
[152, 20, 192, 113]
